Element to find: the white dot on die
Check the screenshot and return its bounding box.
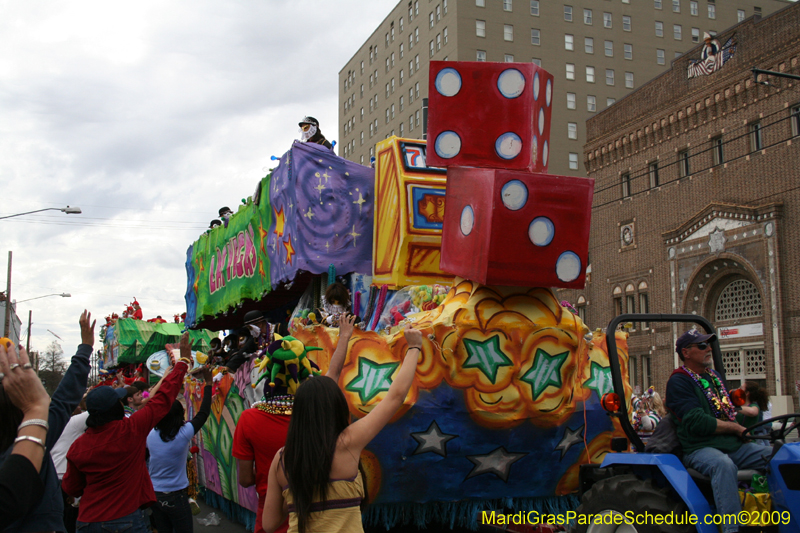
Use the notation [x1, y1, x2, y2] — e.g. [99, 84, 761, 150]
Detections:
[556, 251, 582, 282]
[501, 180, 528, 211]
[538, 108, 545, 136]
[460, 205, 475, 236]
[495, 132, 522, 160]
[435, 131, 461, 159]
[528, 217, 555, 246]
[542, 140, 549, 166]
[546, 79, 552, 107]
[533, 72, 540, 101]
[497, 68, 526, 99]
[435, 68, 462, 97]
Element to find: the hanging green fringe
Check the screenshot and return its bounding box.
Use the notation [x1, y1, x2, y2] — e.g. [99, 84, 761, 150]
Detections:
[362, 495, 580, 531]
[200, 489, 257, 532]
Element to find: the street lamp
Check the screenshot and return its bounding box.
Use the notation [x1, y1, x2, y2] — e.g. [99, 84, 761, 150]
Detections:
[15, 293, 71, 304]
[0, 206, 82, 220]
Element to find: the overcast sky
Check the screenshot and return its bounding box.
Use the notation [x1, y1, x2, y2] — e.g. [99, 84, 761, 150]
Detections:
[1, 0, 397, 356]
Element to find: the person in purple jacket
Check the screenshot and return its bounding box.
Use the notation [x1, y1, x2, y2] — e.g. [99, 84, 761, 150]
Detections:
[146, 367, 213, 533]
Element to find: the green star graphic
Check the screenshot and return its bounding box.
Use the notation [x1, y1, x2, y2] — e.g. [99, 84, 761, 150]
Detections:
[584, 362, 613, 399]
[346, 358, 400, 404]
[462, 335, 513, 383]
[520, 348, 569, 399]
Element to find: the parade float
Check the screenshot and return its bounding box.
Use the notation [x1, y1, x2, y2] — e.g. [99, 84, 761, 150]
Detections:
[183, 60, 631, 531]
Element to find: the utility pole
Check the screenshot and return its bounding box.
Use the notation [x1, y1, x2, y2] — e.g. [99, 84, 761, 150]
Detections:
[3, 251, 11, 339]
[26, 310, 32, 352]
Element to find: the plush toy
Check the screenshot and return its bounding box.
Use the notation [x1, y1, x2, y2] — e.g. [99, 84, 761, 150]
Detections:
[390, 300, 412, 326]
[254, 334, 322, 395]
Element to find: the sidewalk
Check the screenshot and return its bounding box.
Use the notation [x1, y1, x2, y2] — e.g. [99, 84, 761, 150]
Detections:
[193, 495, 251, 533]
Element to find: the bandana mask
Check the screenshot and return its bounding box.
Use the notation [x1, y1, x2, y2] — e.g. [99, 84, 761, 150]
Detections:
[300, 124, 317, 141]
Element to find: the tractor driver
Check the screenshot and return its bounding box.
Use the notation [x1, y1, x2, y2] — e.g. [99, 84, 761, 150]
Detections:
[665, 330, 771, 533]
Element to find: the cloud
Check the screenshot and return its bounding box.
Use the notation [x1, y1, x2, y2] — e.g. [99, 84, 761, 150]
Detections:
[0, 0, 398, 354]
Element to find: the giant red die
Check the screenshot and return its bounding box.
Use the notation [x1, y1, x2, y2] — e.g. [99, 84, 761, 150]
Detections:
[426, 61, 554, 172]
[439, 168, 594, 288]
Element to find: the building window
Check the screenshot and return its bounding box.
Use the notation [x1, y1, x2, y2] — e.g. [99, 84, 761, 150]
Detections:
[737, 9, 746, 22]
[750, 122, 763, 152]
[607, 97, 616, 107]
[429, 40, 434, 57]
[436, 4, 441, 20]
[391, 103, 395, 119]
[443, 0, 448, 14]
[674, 24, 682, 40]
[639, 282, 650, 329]
[444, 27, 448, 44]
[672, 0, 680, 13]
[625, 72, 634, 88]
[565, 34, 574, 51]
[399, 122, 404, 136]
[476, 0, 484, 6]
[692, 27, 700, 43]
[584, 9, 592, 25]
[532, 57, 541, 66]
[530, 0, 539, 16]
[567, 92, 576, 109]
[655, 0, 662, 8]
[585, 37, 594, 54]
[400, 69, 404, 85]
[568, 122, 578, 139]
[400, 96, 404, 111]
[414, 0, 419, 15]
[629, 356, 638, 387]
[587, 95, 596, 112]
[754, 6, 762, 16]
[409, 60, 413, 75]
[678, 149, 690, 177]
[614, 287, 623, 315]
[648, 162, 659, 188]
[409, 33, 413, 49]
[436, 34, 441, 50]
[712, 135, 724, 165]
[715, 279, 763, 321]
[566, 63, 575, 80]
[386, 83, 390, 98]
[564, 5, 573, 22]
[691, 1, 699, 15]
[415, 55, 419, 71]
[624, 43, 633, 60]
[791, 105, 800, 137]
[415, 109, 420, 126]
[429, 12, 434, 29]
[586, 66, 595, 83]
[360, 131, 364, 145]
[623, 16, 631, 32]
[621, 172, 631, 197]
[385, 57, 390, 72]
[386, 108, 390, 123]
[369, 123, 374, 136]
[657, 49, 666, 65]
[409, 87, 413, 103]
[415, 81, 419, 98]
[569, 152, 579, 170]
[360, 108, 364, 121]
[531, 29, 541, 45]
[643, 356, 652, 389]
[415, 27, 419, 42]
[400, 43, 404, 59]
[503, 0, 512, 11]
[604, 12, 612, 28]
[606, 69, 615, 85]
[476, 20, 486, 37]
[409, 114, 414, 131]
[504, 54, 515, 62]
[655, 21, 664, 37]
[577, 296, 587, 324]
[708, 3, 716, 19]
[504, 24, 514, 41]
[626, 294, 636, 316]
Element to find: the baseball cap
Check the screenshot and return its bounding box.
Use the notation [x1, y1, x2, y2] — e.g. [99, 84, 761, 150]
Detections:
[676, 329, 717, 355]
[298, 116, 319, 127]
[86, 386, 128, 415]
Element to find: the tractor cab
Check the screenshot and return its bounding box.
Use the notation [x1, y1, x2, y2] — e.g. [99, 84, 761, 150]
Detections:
[573, 313, 800, 533]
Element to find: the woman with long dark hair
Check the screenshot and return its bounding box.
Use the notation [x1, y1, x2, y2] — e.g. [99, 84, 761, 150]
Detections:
[740, 381, 771, 444]
[261, 325, 423, 533]
[146, 367, 213, 533]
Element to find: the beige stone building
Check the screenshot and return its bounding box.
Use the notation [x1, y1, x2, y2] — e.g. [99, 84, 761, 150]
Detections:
[558, 2, 800, 413]
[338, 0, 789, 176]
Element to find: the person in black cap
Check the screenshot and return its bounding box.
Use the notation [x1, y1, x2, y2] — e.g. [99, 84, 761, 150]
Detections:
[665, 329, 770, 533]
[298, 116, 332, 150]
[222, 311, 267, 373]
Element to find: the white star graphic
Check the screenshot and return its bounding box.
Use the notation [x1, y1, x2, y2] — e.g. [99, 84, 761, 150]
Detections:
[411, 421, 458, 457]
[465, 447, 527, 482]
[554, 425, 585, 459]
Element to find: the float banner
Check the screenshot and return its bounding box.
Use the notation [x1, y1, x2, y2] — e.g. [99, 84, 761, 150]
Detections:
[104, 318, 214, 365]
[186, 195, 271, 326]
[267, 141, 374, 286]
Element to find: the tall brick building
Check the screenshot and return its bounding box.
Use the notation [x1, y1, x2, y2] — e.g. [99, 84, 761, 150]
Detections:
[559, 3, 800, 414]
[338, 0, 789, 175]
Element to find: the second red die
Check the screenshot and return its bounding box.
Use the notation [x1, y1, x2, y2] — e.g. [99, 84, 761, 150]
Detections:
[439, 168, 594, 289]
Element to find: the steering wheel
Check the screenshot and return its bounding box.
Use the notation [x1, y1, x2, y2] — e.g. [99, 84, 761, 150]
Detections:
[741, 414, 800, 441]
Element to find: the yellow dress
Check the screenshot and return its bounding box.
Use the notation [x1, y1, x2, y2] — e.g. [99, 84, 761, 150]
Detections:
[282, 473, 365, 533]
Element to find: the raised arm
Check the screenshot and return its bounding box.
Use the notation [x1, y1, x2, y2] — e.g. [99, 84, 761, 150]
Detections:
[326, 314, 356, 382]
[341, 325, 422, 453]
[190, 367, 214, 434]
[46, 310, 94, 447]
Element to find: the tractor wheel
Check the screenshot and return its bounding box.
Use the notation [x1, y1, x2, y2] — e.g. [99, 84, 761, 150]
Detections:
[570, 474, 694, 533]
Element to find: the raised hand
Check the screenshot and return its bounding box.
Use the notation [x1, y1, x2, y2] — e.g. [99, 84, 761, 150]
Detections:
[403, 324, 424, 350]
[0, 343, 50, 415]
[79, 310, 96, 347]
[339, 313, 357, 339]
